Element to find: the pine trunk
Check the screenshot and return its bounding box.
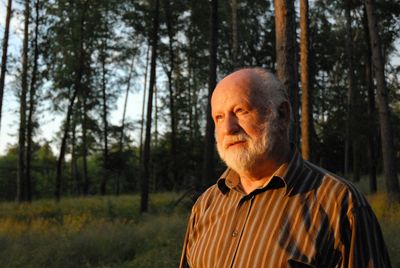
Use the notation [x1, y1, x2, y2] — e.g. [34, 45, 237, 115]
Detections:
[201, 0, 218, 189]
[0, 0, 12, 133]
[100, 36, 109, 195]
[300, 0, 311, 161]
[141, 0, 160, 213]
[139, 44, 150, 166]
[344, 0, 356, 178]
[231, 0, 238, 68]
[17, 0, 29, 203]
[363, 6, 377, 193]
[274, 0, 298, 144]
[81, 96, 89, 195]
[365, 0, 400, 201]
[164, 0, 179, 190]
[55, 89, 78, 202]
[71, 114, 80, 195]
[26, 0, 40, 202]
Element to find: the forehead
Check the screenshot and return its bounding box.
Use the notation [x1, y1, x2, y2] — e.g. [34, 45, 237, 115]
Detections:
[211, 71, 259, 110]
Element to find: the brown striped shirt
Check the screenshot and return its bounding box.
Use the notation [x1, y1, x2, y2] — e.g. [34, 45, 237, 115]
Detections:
[180, 150, 391, 267]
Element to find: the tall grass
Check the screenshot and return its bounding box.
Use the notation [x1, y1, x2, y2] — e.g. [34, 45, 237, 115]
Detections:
[366, 193, 400, 268]
[0, 193, 188, 268]
[354, 176, 400, 267]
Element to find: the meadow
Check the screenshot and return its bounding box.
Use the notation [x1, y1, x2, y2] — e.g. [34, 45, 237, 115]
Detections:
[0, 193, 189, 267]
[0, 188, 398, 267]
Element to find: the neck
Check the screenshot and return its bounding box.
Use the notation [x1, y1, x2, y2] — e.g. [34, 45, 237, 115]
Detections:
[238, 142, 290, 194]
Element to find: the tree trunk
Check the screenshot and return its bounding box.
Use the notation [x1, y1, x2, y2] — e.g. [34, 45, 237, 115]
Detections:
[151, 84, 158, 191]
[363, 6, 377, 193]
[17, 0, 30, 203]
[274, 0, 298, 144]
[26, 0, 40, 202]
[139, 43, 150, 166]
[163, 0, 179, 190]
[71, 113, 80, 195]
[344, 0, 356, 178]
[81, 96, 89, 195]
[100, 34, 109, 195]
[365, 0, 400, 201]
[202, 0, 218, 188]
[0, 0, 13, 134]
[55, 89, 78, 202]
[231, 0, 238, 68]
[300, 0, 311, 161]
[119, 58, 135, 153]
[141, 0, 160, 213]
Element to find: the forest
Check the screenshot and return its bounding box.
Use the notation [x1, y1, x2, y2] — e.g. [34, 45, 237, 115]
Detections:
[0, 0, 400, 266]
[0, 0, 400, 208]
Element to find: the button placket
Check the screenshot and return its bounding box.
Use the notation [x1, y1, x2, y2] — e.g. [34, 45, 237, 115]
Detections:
[229, 194, 256, 266]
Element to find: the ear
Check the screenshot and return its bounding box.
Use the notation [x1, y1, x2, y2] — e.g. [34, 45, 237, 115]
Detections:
[277, 101, 291, 124]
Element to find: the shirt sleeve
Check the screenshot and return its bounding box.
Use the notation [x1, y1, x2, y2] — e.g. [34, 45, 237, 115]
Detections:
[341, 205, 392, 268]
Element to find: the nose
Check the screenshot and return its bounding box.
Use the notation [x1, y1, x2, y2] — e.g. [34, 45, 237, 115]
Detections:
[221, 113, 240, 135]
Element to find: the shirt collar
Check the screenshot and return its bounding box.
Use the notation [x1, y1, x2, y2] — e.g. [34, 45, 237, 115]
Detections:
[217, 146, 304, 196]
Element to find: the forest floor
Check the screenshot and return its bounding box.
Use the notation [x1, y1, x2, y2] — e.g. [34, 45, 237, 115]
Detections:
[0, 180, 398, 267]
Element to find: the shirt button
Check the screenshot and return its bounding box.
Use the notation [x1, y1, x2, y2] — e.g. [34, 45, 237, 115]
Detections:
[232, 230, 238, 237]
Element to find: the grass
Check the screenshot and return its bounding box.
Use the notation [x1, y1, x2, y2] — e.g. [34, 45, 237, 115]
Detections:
[0, 193, 189, 268]
[0, 183, 398, 267]
[354, 176, 400, 268]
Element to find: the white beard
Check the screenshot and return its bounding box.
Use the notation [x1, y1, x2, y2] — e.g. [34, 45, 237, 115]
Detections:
[216, 114, 280, 174]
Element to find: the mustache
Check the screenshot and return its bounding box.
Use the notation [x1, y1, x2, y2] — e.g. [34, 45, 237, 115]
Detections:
[222, 134, 249, 149]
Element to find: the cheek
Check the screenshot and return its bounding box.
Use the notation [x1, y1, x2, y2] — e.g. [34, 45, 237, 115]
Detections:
[214, 129, 223, 144]
[242, 123, 261, 138]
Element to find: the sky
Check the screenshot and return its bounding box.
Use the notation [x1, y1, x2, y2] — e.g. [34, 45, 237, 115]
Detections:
[0, 1, 399, 156]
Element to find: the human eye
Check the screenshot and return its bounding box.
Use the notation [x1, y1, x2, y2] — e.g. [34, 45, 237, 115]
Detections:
[214, 114, 223, 123]
[234, 107, 247, 115]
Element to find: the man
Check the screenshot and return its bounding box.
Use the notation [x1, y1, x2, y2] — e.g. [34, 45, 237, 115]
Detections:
[180, 68, 391, 267]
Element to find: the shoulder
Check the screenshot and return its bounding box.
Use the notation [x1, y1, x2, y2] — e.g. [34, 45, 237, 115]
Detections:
[303, 161, 369, 210]
[191, 183, 224, 215]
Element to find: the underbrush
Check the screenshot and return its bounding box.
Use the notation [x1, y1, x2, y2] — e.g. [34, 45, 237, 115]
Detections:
[0, 193, 189, 268]
[366, 193, 400, 267]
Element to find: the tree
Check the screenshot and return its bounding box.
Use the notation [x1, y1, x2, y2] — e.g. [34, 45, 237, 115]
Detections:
[0, 0, 13, 135]
[99, 3, 110, 195]
[230, 0, 238, 68]
[141, 0, 160, 213]
[53, 0, 90, 201]
[343, 0, 356, 178]
[364, 0, 400, 201]
[26, 0, 41, 202]
[201, 0, 218, 188]
[362, 6, 377, 193]
[274, 0, 298, 143]
[17, 0, 30, 202]
[163, 0, 179, 189]
[300, 0, 311, 160]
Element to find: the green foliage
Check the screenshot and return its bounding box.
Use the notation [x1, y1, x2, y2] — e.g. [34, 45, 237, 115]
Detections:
[0, 142, 139, 201]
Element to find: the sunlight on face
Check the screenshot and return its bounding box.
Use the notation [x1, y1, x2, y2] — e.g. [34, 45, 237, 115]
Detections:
[216, 111, 280, 174]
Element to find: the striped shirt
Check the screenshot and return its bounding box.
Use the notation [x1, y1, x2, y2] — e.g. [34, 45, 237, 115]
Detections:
[180, 150, 391, 268]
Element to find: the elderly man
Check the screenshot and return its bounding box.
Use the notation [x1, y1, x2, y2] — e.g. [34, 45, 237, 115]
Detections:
[180, 68, 391, 268]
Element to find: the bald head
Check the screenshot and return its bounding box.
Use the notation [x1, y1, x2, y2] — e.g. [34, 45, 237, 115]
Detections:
[212, 68, 290, 117]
